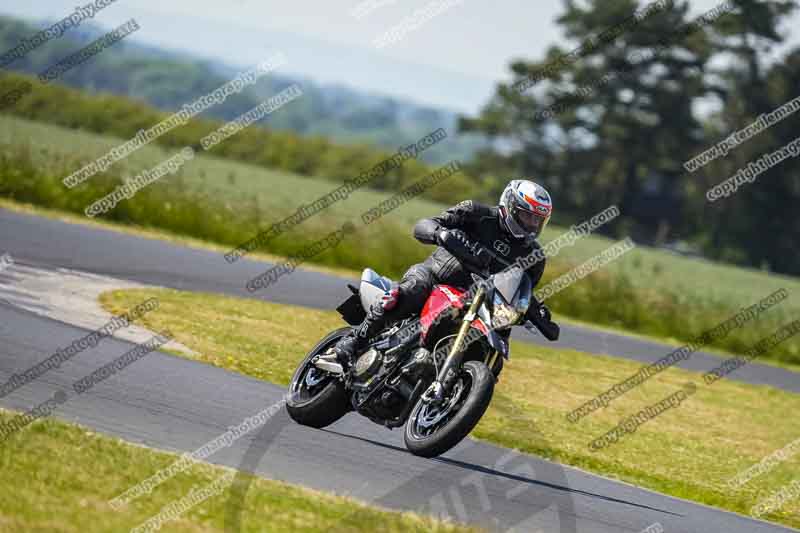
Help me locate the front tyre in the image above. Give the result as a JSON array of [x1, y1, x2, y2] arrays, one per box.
[[404, 361, 494, 458], [286, 327, 351, 429]]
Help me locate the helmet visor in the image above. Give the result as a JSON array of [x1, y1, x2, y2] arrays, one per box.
[[512, 205, 546, 235]]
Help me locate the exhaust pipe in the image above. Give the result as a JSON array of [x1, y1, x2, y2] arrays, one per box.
[[313, 353, 344, 375]]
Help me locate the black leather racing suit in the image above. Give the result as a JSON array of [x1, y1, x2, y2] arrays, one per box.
[[342, 200, 549, 352]]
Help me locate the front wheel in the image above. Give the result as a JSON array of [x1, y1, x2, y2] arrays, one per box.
[[404, 361, 494, 458], [286, 327, 352, 428]]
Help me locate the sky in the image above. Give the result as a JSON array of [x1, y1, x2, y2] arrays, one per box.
[[2, 1, 799, 113]]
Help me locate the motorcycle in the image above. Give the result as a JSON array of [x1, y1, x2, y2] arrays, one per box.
[[286, 243, 557, 458]]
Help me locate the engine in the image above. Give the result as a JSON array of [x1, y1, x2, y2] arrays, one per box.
[[351, 348, 401, 418], [351, 345, 436, 422], [351, 320, 417, 390], [353, 348, 384, 383]]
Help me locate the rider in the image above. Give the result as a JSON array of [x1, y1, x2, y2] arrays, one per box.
[[334, 179, 560, 367]]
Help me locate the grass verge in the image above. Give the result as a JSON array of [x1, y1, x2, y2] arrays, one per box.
[[101, 288, 800, 530], [0, 409, 478, 532]]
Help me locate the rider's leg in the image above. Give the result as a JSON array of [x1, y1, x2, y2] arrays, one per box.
[[334, 261, 435, 367]]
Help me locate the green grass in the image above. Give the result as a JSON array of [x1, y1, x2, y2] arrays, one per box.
[[0, 69, 484, 204], [0, 113, 445, 227], [100, 288, 800, 530], [2, 112, 799, 364], [0, 410, 479, 533]]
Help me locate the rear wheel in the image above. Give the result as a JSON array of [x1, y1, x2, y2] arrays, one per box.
[[404, 361, 494, 458], [286, 327, 351, 428]]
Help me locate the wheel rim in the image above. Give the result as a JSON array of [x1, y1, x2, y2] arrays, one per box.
[[408, 370, 473, 440]]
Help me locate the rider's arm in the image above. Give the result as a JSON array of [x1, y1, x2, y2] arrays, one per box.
[[524, 247, 558, 340], [524, 243, 546, 288], [413, 200, 479, 245]]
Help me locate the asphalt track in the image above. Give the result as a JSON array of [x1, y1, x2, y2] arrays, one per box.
[[1, 207, 798, 532], [1, 208, 796, 394]]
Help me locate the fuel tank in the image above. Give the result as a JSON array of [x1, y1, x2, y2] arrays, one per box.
[[419, 284, 465, 342]]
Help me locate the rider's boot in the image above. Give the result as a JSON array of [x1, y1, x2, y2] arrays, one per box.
[[333, 289, 398, 370], [332, 333, 361, 371]]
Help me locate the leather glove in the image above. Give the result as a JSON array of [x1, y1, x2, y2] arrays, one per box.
[[536, 303, 552, 322], [528, 303, 559, 341], [436, 228, 467, 246]]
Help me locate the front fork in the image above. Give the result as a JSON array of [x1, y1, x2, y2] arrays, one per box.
[[423, 286, 486, 402]]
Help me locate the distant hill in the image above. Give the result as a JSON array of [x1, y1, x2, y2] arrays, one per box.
[[0, 14, 487, 165]]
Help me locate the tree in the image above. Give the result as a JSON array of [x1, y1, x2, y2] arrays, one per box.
[[461, 0, 800, 274], [462, 0, 721, 239], [696, 0, 799, 273]]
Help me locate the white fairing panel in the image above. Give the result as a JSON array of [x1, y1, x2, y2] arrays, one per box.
[[359, 268, 393, 311]]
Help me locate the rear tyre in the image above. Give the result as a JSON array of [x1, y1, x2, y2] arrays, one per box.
[[404, 361, 494, 458], [286, 327, 352, 429]]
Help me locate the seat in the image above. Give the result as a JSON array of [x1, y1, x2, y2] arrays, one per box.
[[359, 268, 394, 311]]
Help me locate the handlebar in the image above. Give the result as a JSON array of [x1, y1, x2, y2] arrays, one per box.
[[439, 231, 560, 341]]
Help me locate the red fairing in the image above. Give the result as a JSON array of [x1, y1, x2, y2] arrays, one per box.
[[471, 318, 489, 335], [420, 285, 465, 342]]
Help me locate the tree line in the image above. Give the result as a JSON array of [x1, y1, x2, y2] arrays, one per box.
[[460, 0, 800, 276]]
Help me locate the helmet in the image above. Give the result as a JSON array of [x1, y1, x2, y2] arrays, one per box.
[[498, 180, 552, 240]]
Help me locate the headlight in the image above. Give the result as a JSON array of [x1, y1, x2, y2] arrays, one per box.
[[492, 292, 522, 330]]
